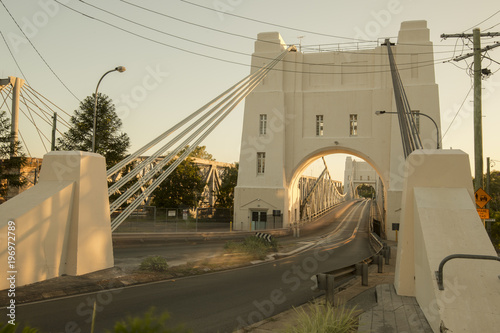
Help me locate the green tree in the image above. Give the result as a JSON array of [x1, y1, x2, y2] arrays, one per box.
[[356, 184, 375, 199], [215, 163, 238, 209], [486, 170, 500, 249], [151, 156, 204, 208], [56, 93, 130, 168], [0, 111, 27, 199], [183, 145, 214, 161], [488, 170, 500, 212]]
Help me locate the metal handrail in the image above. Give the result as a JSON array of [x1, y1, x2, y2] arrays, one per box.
[[435, 254, 500, 290]]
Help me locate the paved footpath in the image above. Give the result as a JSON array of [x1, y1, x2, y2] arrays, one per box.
[[236, 243, 433, 333]]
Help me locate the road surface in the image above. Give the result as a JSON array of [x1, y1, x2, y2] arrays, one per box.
[[3, 199, 374, 332]]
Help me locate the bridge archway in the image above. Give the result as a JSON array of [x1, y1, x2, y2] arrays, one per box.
[[287, 148, 386, 223], [234, 21, 440, 240]]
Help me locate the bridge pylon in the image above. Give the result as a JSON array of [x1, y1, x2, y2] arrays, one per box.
[[234, 21, 441, 238]]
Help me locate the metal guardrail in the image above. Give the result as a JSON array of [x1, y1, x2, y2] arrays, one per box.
[[435, 254, 500, 290], [369, 232, 384, 254], [314, 260, 371, 306], [313, 241, 390, 306]]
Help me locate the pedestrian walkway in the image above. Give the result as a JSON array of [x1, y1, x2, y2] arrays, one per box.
[[237, 243, 433, 333], [358, 284, 432, 333]]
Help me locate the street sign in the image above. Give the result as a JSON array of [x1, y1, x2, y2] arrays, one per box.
[[475, 188, 491, 208], [477, 208, 489, 219]]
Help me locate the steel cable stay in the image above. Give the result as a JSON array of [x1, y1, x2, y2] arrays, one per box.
[[19, 91, 49, 153], [107, 52, 284, 196], [0, 90, 33, 157], [109, 49, 288, 214], [21, 86, 71, 130], [385, 39, 423, 158], [23, 85, 73, 120], [106, 60, 275, 178], [20, 88, 53, 125], [109, 48, 292, 230], [110, 62, 280, 230]]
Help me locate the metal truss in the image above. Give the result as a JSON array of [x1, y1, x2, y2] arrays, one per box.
[[108, 156, 235, 212], [299, 157, 346, 221]]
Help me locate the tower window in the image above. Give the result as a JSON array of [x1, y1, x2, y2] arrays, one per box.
[[316, 115, 324, 136], [257, 152, 265, 174], [259, 114, 267, 135], [349, 114, 358, 136]]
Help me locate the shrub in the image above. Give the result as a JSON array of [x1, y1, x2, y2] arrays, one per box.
[[108, 307, 191, 333], [282, 302, 359, 333], [224, 235, 278, 260], [140, 256, 168, 272]]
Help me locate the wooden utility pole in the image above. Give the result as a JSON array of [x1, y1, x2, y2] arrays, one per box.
[[473, 28, 483, 191], [51, 112, 57, 151], [440, 31, 500, 192], [486, 157, 491, 210]]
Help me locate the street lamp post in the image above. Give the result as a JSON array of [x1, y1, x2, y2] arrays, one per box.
[[375, 110, 441, 149], [92, 66, 126, 153]]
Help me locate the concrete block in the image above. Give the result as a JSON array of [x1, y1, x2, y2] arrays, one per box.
[[0, 151, 114, 289]]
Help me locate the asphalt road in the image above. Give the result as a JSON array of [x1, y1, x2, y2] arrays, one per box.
[[3, 199, 374, 333]]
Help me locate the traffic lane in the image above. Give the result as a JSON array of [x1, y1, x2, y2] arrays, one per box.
[[8, 200, 373, 332], [289, 200, 361, 241], [317, 199, 369, 247]]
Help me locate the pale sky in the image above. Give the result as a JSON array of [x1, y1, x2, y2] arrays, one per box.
[[1, 0, 499, 181]]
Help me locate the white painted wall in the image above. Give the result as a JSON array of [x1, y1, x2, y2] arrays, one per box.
[[394, 149, 500, 332], [234, 21, 441, 240], [0, 151, 114, 289]]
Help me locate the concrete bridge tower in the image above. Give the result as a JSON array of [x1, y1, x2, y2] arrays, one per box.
[[234, 21, 441, 240]]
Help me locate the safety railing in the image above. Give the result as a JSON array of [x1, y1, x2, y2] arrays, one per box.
[[313, 241, 390, 305], [435, 254, 500, 290]]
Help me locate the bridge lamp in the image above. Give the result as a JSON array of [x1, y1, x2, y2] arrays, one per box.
[[374, 110, 440, 149], [92, 66, 126, 153]]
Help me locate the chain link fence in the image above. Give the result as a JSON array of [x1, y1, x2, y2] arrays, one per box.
[[113, 206, 233, 233]]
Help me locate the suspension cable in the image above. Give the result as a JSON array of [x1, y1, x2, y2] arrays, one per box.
[[385, 39, 423, 158], [108, 53, 282, 195], [110, 47, 292, 230]]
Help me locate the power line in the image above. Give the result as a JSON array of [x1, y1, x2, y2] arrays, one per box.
[[485, 21, 500, 32], [0, 30, 29, 83], [462, 10, 500, 33], [0, 0, 80, 102], [56, 1, 450, 75], [179, 0, 374, 42], [442, 84, 473, 140], [80, 0, 455, 69], [123, 0, 460, 53], [119, 0, 259, 44], [179, 0, 459, 48]]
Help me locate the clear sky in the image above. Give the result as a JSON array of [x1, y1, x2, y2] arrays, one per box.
[[1, 0, 499, 181]]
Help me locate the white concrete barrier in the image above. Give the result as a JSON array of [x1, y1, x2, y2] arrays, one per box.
[[0, 151, 114, 290], [394, 149, 500, 332]]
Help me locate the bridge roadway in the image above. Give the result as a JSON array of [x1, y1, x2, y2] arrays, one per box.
[[5, 199, 374, 332]]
